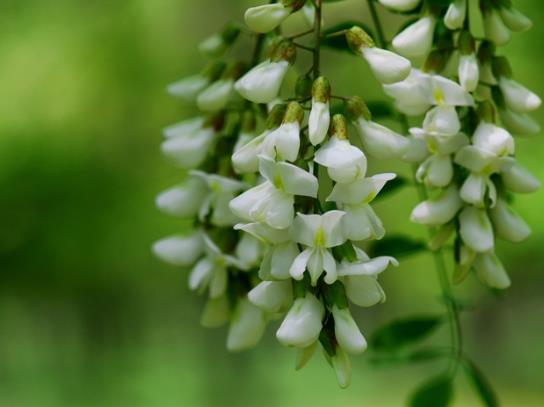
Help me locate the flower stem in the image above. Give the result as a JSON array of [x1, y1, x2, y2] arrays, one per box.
[[313, 0, 322, 79], [366, 0, 463, 377]]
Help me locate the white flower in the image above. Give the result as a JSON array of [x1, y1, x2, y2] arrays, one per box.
[[444, 0, 467, 30], [189, 234, 248, 298], [383, 69, 433, 115], [458, 173, 497, 208], [264, 121, 301, 162], [196, 78, 234, 112], [411, 185, 463, 226], [360, 47, 411, 84], [498, 108, 541, 136], [331, 346, 352, 389], [163, 117, 205, 138], [473, 252, 511, 289], [167, 74, 209, 100], [201, 295, 230, 328], [156, 175, 208, 218], [328, 173, 396, 241], [499, 77, 542, 113], [198, 34, 225, 58], [338, 247, 397, 307], [416, 154, 454, 188], [276, 293, 324, 348], [332, 306, 367, 354], [235, 222, 299, 280], [458, 53, 479, 92], [423, 106, 461, 136], [152, 230, 204, 266], [232, 131, 269, 174], [248, 280, 293, 313], [490, 198, 531, 243], [229, 156, 318, 229], [378, 0, 420, 12], [459, 206, 494, 253], [161, 126, 215, 168], [355, 118, 409, 159], [314, 136, 367, 184], [235, 233, 263, 268], [226, 299, 266, 352], [191, 170, 246, 227], [392, 16, 436, 58], [501, 162, 541, 194], [235, 59, 289, 103], [309, 101, 330, 145], [289, 211, 347, 285], [499, 6, 532, 32], [483, 8, 511, 45], [244, 3, 291, 33], [401, 128, 430, 163]]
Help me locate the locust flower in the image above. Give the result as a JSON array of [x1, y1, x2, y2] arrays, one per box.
[[156, 174, 208, 218], [411, 185, 463, 226], [378, 0, 420, 12], [309, 77, 331, 145], [501, 162, 541, 194], [161, 125, 215, 169], [167, 61, 225, 100], [444, 0, 467, 30], [226, 299, 266, 352], [332, 306, 367, 354], [153, 230, 204, 267], [248, 280, 293, 313], [392, 15, 437, 58], [473, 252, 511, 289], [489, 197, 531, 243], [458, 206, 494, 253], [244, 0, 305, 33]]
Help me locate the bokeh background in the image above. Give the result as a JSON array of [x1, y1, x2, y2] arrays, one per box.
[[1, 0, 543, 405]]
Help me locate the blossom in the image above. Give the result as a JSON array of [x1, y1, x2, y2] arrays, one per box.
[[196, 78, 234, 112], [473, 252, 511, 289], [498, 77, 541, 113], [226, 299, 266, 352], [500, 162, 541, 194], [332, 306, 367, 354], [383, 69, 433, 115], [444, 0, 467, 30], [248, 280, 293, 313], [155, 174, 208, 218], [355, 118, 409, 159], [458, 53, 479, 92], [308, 76, 331, 145], [483, 8, 511, 46], [458, 206, 494, 253], [289, 211, 347, 285], [411, 185, 463, 226], [235, 60, 289, 103], [489, 197, 531, 243], [244, 1, 304, 33], [392, 16, 437, 58], [377, 0, 420, 12], [163, 116, 205, 138], [152, 230, 204, 267], [229, 156, 318, 229], [276, 293, 325, 348], [161, 126, 215, 169], [500, 6, 532, 32], [498, 107, 541, 136]]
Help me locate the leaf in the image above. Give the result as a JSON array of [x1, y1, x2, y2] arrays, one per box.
[[372, 176, 407, 202], [320, 21, 375, 53], [370, 235, 426, 258], [369, 316, 443, 352], [409, 375, 453, 407], [463, 359, 500, 407], [368, 348, 446, 366]]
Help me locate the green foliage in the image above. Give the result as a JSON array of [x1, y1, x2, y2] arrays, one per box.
[[464, 359, 500, 407], [409, 375, 453, 407], [369, 316, 443, 352], [370, 235, 427, 258]]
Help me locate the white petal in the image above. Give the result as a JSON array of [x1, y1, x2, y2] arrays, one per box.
[[459, 173, 488, 207], [444, 0, 467, 30], [383, 69, 432, 111], [152, 231, 204, 266], [459, 206, 494, 253], [483, 8, 511, 45], [309, 101, 330, 145], [498, 108, 541, 136], [232, 132, 268, 174], [188, 257, 214, 293], [244, 3, 290, 33], [271, 242, 300, 279], [226, 299, 266, 352], [328, 173, 396, 205], [314, 136, 366, 184], [332, 306, 367, 354], [276, 161, 319, 197], [235, 233, 263, 267], [307, 249, 324, 285], [196, 79, 234, 112], [234, 222, 290, 244], [427, 131, 469, 155], [499, 77, 542, 113], [473, 252, 511, 289], [235, 60, 289, 103], [344, 275, 386, 307], [322, 249, 338, 284], [167, 74, 209, 100], [161, 127, 215, 168], [289, 248, 313, 281], [472, 122, 515, 156], [356, 118, 409, 159], [401, 134, 430, 163], [276, 293, 325, 348], [490, 198, 531, 242], [411, 185, 462, 226], [267, 122, 300, 162], [416, 154, 453, 188], [361, 47, 411, 84], [454, 146, 497, 174], [156, 176, 208, 217], [501, 163, 541, 193], [248, 280, 293, 313], [458, 53, 479, 92], [392, 16, 436, 58], [321, 210, 348, 248], [338, 256, 398, 277], [378, 0, 420, 12], [342, 204, 385, 241], [500, 6, 532, 32], [163, 117, 204, 138], [428, 75, 474, 106], [423, 105, 460, 136]]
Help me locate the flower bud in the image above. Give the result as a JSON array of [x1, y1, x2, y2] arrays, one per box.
[[197, 78, 234, 112], [295, 73, 313, 100], [459, 173, 496, 208], [377, 0, 420, 12], [153, 231, 204, 266], [199, 23, 240, 58], [167, 61, 225, 100], [276, 293, 325, 348], [163, 117, 205, 139], [361, 47, 411, 85], [161, 127, 215, 168], [235, 233, 263, 267], [345, 26, 375, 52], [499, 6, 532, 32], [332, 306, 367, 354], [411, 185, 462, 226], [498, 77, 541, 113], [490, 198, 531, 242], [498, 108, 541, 136], [201, 295, 230, 328], [235, 58, 290, 103], [459, 206, 494, 253], [501, 162, 541, 194], [473, 252, 511, 289], [483, 8, 511, 46], [416, 154, 453, 188], [458, 47, 479, 92], [355, 118, 409, 160], [226, 299, 266, 352], [248, 280, 293, 313], [244, 3, 290, 33], [331, 346, 352, 389], [392, 16, 437, 58], [444, 0, 467, 30], [156, 176, 208, 218]]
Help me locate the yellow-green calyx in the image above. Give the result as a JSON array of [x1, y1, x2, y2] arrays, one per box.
[[330, 114, 348, 140], [283, 101, 304, 124], [271, 40, 297, 64], [266, 104, 287, 129], [492, 56, 513, 79], [200, 60, 226, 80], [458, 31, 475, 56], [477, 101, 496, 123], [345, 26, 375, 52], [345, 96, 371, 121], [312, 76, 331, 104]]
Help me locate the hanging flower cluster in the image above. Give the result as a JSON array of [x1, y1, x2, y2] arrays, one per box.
[[381, 0, 540, 288]]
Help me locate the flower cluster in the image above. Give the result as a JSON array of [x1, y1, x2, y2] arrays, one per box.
[[381, 0, 540, 288]]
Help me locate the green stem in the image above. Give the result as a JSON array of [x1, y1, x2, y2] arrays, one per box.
[[313, 0, 322, 79], [366, 0, 463, 377]]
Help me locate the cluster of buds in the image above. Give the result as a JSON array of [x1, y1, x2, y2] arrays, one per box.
[[380, 0, 540, 288]]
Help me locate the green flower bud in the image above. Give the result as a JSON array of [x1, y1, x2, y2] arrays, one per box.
[[458, 31, 476, 55], [345, 96, 371, 121], [283, 101, 304, 124], [266, 104, 287, 129], [345, 26, 375, 52], [312, 76, 331, 104], [477, 100, 496, 123], [270, 40, 297, 64], [491, 56, 513, 78], [295, 73, 313, 99], [329, 114, 348, 140]]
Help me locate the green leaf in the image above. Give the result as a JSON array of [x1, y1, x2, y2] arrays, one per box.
[[368, 348, 446, 366], [320, 21, 374, 53], [370, 235, 426, 258], [372, 176, 407, 201], [409, 375, 453, 407], [370, 316, 443, 352], [464, 359, 500, 407]]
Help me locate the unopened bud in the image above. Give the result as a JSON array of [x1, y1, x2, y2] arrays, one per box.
[[345, 96, 371, 121], [283, 101, 304, 124], [329, 114, 348, 140], [295, 74, 313, 99], [271, 40, 297, 64], [266, 104, 287, 129], [346, 26, 375, 52], [312, 76, 331, 103]]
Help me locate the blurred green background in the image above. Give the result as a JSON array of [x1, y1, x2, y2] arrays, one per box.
[[1, 0, 543, 405]]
